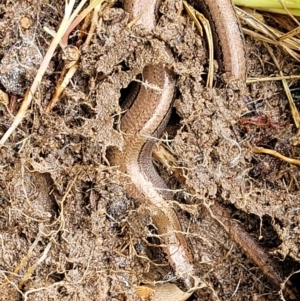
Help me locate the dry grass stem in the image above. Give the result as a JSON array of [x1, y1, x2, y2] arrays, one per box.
[[236, 7, 300, 61], [183, 1, 214, 88], [264, 42, 300, 130], [18, 242, 52, 288], [46, 0, 113, 112], [0, 0, 85, 146], [237, 5, 300, 146], [0, 0, 114, 145], [45, 61, 79, 112], [61, 0, 105, 47], [0, 232, 41, 292], [253, 147, 300, 167], [246, 74, 300, 83]]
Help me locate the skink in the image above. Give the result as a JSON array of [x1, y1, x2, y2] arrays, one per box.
[[109, 0, 246, 300]]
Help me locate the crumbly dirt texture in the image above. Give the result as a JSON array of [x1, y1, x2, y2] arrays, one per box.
[[0, 0, 299, 300]]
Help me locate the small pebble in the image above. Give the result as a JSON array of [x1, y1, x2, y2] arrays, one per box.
[[20, 17, 31, 29]]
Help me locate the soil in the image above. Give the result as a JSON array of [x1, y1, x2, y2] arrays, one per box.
[[0, 0, 299, 300]]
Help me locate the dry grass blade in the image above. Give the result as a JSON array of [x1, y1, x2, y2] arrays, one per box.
[[183, 1, 214, 88], [279, 25, 300, 41], [236, 7, 300, 58], [45, 0, 112, 112], [241, 27, 300, 61], [236, 5, 300, 139], [18, 242, 52, 288], [263, 42, 300, 131], [0, 232, 41, 292], [247, 74, 300, 83], [61, 0, 108, 47], [0, 0, 89, 147], [45, 63, 79, 112], [0, 0, 112, 146]]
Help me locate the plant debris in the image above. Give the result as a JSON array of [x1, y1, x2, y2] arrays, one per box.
[[0, 1, 299, 300]]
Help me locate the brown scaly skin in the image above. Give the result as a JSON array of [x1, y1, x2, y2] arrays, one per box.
[[109, 0, 247, 299]]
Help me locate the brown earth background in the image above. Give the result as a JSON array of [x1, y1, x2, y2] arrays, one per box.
[[0, 0, 299, 300]]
